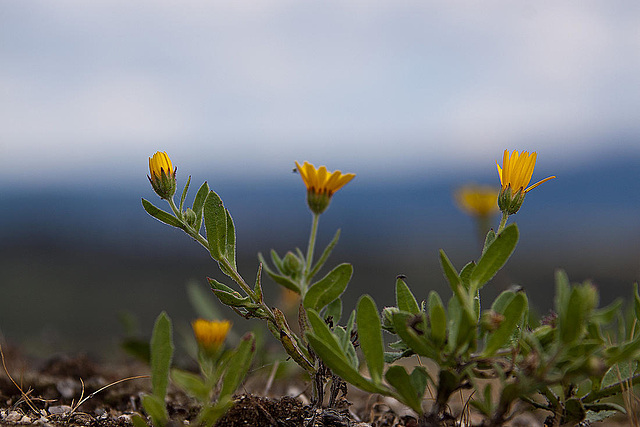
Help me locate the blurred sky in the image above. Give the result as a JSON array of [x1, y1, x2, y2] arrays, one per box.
[[2, 1, 640, 187]]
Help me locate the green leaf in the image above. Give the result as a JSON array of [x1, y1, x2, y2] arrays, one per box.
[[560, 284, 597, 344], [179, 175, 191, 211], [459, 262, 476, 290], [192, 181, 210, 232], [131, 414, 149, 427], [324, 298, 342, 324], [482, 229, 497, 255], [490, 290, 516, 314], [171, 369, 209, 403], [225, 209, 236, 270], [197, 396, 235, 427], [427, 291, 446, 347], [142, 198, 184, 229], [220, 333, 256, 398], [257, 253, 301, 293], [385, 365, 425, 414], [203, 190, 227, 261], [447, 296, 474, 355], [307, 309, 343, 351], [309, 229, 341, 279], [483, 293, 527, 356], [392, 312, 438, 360], [253, 264, 264, 303], [469, 223, 519, 291], [150, 312, 173, 400], [303, 263, 352, 311], [141, 393, 168, 427], [396, 278, 420, 314], [357, 295, 384, 384], [439, 250, 475, 323], [305, 332, 388, 394]]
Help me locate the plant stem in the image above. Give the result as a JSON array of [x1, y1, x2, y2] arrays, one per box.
[[303, 213, 320, 293], [497, 212, 509, 234]]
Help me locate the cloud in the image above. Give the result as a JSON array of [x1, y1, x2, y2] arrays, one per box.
[[1, 1, 639, 185]]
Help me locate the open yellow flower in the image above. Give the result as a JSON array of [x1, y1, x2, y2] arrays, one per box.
[[295, 161, 355, 214], [148, 151, 177, 199], [192, 319, 232, 354], [455, 184, 499, 218], [496, 149, 555, 214]]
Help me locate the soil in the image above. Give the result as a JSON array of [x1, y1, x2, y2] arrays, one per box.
[[0, 347, 629, 426]]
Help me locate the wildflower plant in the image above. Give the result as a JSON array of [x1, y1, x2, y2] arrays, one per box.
[[142, 149, 640, 426], [142, 154, 356, 398]]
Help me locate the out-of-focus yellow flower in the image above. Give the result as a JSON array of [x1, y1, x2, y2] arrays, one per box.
[[192, 319, 231, 354], [148, 151, 177, 199], [455, 184, 499, 218], [496, 149, 555, 215], [295, 161, 355, 214]]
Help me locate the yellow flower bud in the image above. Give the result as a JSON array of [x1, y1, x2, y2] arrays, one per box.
[[148, 151, 177, 199], [192, 319, 231, 354]]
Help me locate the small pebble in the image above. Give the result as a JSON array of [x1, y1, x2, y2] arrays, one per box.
[[49, 405, 72, 415], [6, 411, 23, 422]]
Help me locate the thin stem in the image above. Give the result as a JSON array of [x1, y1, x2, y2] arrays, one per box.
[[167, 197, 182, 219], [497, 212, 509, 234], [303, 213, 320, 293]]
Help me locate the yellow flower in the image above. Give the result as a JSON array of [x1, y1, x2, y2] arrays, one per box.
[[496, 149, 555, 214], [192, 319, 232, 354], [148, 151, 177, 199], [455, 184, 499, 218], [295, 161, 355, 214]]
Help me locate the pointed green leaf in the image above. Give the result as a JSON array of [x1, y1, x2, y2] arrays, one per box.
[[179, 175, 191, 211], [309, 229, 341, 278], [439, 250, 475, 323], [150, 312, 173, 400], [396, 278, 420, 314], [483, 293, 527, 356], [427, 291, 446, 347], [203, 191, 227, 261], [324, 298, 342, 324], [171, 369, 209, 403], [482, 229, 497, 255], [141, 394, 168, 427], [303, 263, 352, 311], [385, 365, 425, 414], [225, 208, 236, 269], [634, 283, 640, 321], [469, 223, 519, 291], [257, 253, 301, 293], [192, 181, 210, 232], [357, 295, 384, 384], [392, 312, 438, 359], [459, 262, 476, 290], [142, 198, 184, 229], [305, 332, 388, 394], [220, 333, 255, 398], [197, 397, 235, 427], [307, 309, 343, 351]]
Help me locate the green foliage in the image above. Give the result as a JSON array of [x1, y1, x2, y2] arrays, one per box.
[[143, 156, 640, 425]]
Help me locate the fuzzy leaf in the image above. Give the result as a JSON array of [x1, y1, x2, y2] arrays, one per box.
[[141, 394, 168, 427], [483, 293, 527, 356], [385, 365, 425, 414], [203, 191, 227, 261], [192, 181, 210, 231], [179, 175, 191, 211], [396, 278, 420, 314], [171, 369, 209, 403], [427, 291, 446, 347], [303, 263, 352, 311], [357, 295, 384, 384], [469, 223, 518, 291], [220, 333, 255, 398], [150, 312, 173, 400], [142, 198, 184, 229], [306, 332, 388, 394]]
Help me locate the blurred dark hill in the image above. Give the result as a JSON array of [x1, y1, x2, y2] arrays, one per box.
[[0, 157, 638, 355]]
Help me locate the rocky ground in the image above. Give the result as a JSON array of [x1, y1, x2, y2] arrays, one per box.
[[0, 346, 631, 426]]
